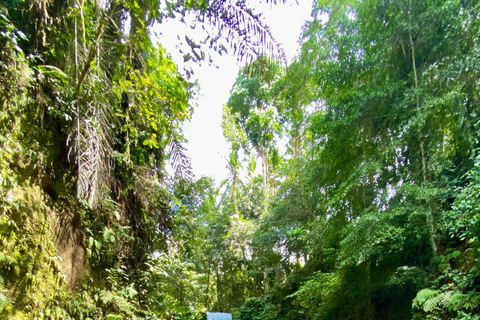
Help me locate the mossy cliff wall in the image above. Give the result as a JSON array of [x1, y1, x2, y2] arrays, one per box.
[[0, 134, 89, 319]]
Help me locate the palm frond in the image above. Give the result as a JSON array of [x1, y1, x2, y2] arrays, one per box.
[[67, 5, 118, 209], [205, 0, 287, 64], [168, 129, 193, 180], [69, 96, 113, 208]]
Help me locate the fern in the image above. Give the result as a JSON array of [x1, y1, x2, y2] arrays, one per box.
[[449, 292, 465, 310], [441, 291, 454, 308], [100, 287, 140, 318], [462, 293, 480, 311], [422, 290, 453, 311], [422, 294, 439, 312], [413, 288, 439, 309], [100, 289, 114, 304], [413, 288, 466, 314], [113, 294, 137, 317]]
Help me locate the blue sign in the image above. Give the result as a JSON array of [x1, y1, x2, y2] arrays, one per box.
[[206, 312, 232, 320]]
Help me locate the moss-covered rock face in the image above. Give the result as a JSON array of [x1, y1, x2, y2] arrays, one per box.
[[0, 114, 90, 319], [0, 13, 80, 314], [0, 0, 194, 318], [0, 183, 68, 319]]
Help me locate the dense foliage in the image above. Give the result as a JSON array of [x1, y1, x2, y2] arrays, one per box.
[[0, 0, 283, 319], [215, 0, 480, 319], [3, 0, 480, 319]]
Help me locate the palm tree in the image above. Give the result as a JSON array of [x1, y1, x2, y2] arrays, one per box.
[[65, 0, 288, 208]]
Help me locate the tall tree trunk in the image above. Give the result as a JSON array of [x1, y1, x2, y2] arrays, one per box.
[[366, 259, 374, 319], [206, 264, 210, 309], [216, 266, 222, 311], [263, 267, 269, 294], [408, 0, 437, 256]]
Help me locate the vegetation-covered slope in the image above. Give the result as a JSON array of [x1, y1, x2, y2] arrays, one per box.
[[3, 0, 480, 320], [0, 0, 281, 319]]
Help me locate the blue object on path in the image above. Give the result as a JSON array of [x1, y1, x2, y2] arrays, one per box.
[[207, 312, 232, 320]]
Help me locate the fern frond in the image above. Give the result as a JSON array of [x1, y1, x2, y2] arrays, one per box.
[[113, 294, 133, 313], [100, 289, 114, 304], [113, 293, 139, 319], [413, 288, 439, 309], [449, 292, 465, 310], [423, 293, 439, 312], [439, 290, 454, 308], [413, 288, 459, 313], [463, 293, 480, 310]]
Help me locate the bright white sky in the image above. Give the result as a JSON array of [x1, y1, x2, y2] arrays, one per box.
[[155, 1, 312, 185]]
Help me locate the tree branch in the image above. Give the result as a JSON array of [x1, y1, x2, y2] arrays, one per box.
[[75, 17, 105, 96]]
